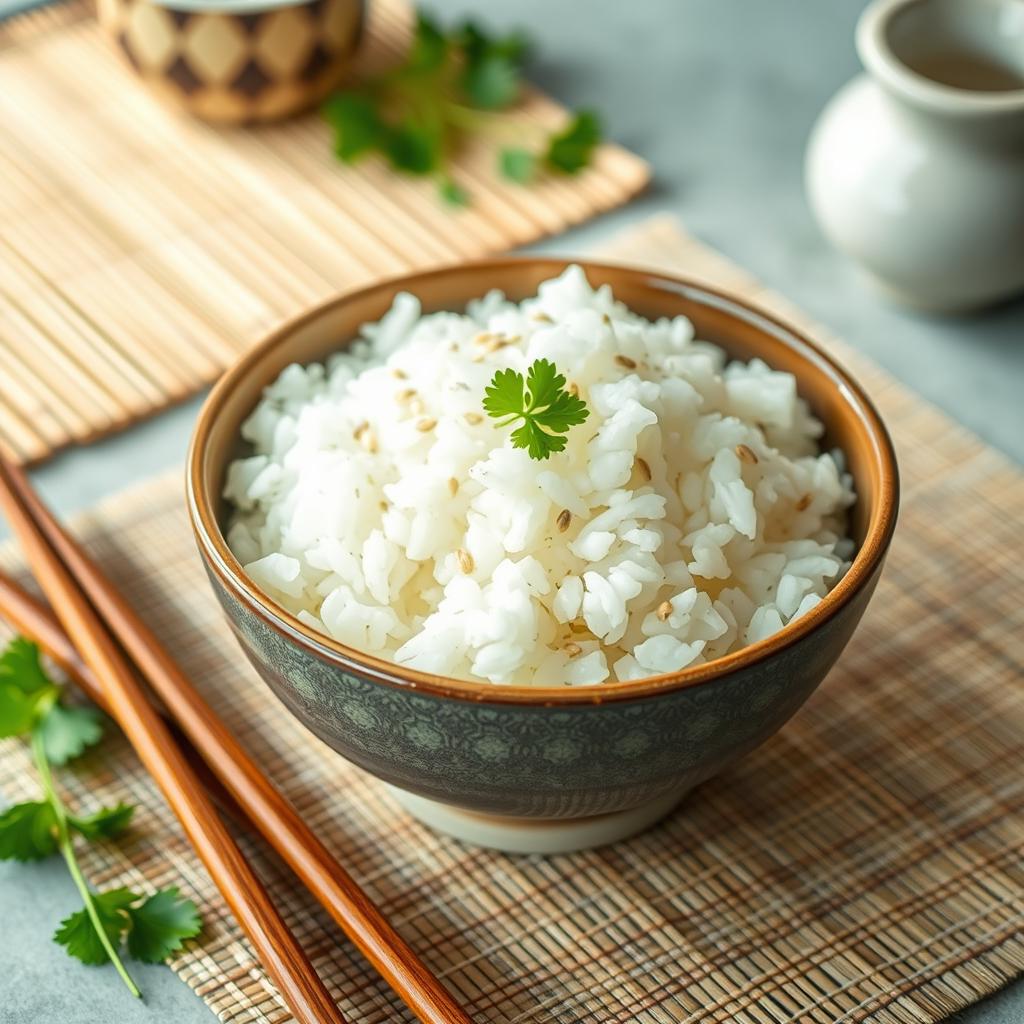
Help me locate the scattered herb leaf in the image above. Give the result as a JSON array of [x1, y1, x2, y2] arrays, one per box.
[[0, 636, 55, 696], [37, 703, 103, 766], [408, 10, 447, 72], [0, 637, 202, 996], [499, 147, 536, 184], [68, 802, 135, 842], [546, 110, 602, 174], [322, 9, 603, 204], [463, 51, 520, 109], [54, 886, 201, 968], [0, 681, 46, 738], [322, 94, 383, 162], [125, 887, 203, 964], [439, 178, 470, 206], [458, 20, 530, 68], [0, 800, 58, 861], [54, 888, 138, 967], [0, 637, 58, 737], [386, 119, 442, 174], [483, 358, 589, 460]]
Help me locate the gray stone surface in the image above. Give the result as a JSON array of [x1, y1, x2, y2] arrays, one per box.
[[0, 0, 1021, 1021]]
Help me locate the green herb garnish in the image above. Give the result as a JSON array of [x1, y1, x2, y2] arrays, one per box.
[[499, 111, 603, 183], [0, 637, 201, 996], [483, 358, 590, 460], [322, 11, 604, 204]]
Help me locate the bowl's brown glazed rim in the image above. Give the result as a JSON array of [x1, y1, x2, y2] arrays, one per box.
[[188, 258, 899, 707]]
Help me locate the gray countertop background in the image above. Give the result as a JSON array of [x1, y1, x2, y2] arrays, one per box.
[[1, 0, 1021, 1021]]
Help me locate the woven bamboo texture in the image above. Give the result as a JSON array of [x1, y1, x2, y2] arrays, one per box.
[[1, 216, 1022, 1023], [0, 0, 649, 464]]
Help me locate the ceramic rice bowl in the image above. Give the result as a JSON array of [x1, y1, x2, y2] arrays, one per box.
[[187, 260, 899, 853]]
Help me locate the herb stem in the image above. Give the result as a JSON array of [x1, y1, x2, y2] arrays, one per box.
[[442, 101, 533, 139], [31, 731, 142, 999]]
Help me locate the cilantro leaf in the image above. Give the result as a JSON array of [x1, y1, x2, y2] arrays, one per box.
[[524, 357, 563, 408], [458, 20, 529, 67], [463, 53, 520, 109], [385, 120, 441, 174], [0, 637, 53, 695], [483, 359, 589, 460], [533, 387, 590, 432], [55, 885, 201, 967], [54, 888, 136, 966], [482, 366, 527, 420], [408, 11, 448, 72], [322, 94, 383, 163], [439, 179, 469, 206], [124, 887, 202, 963], [499, 147, 536, 184], [0, 682, 45, 738], [0, 800, 57, 861], [68, 802, 134, 842], [0, 638, 59, 737], [546, 110, 602, 174], [511, 419, 569, 461], [37, 703, 103, 766], [459, 20, 527, 110]]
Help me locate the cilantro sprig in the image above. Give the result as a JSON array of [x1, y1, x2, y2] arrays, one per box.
[[483, 358, 589, 460], [54, 886, 201, 967], [0, 637, 201, 996], [322, 11, 604, 204]]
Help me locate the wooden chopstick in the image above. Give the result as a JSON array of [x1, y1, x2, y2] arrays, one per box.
[[0, 455, 472, 1024], [0, 456, 349, 1024]]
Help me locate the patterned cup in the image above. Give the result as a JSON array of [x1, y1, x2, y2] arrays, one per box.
[[97, 0, 364, 123]]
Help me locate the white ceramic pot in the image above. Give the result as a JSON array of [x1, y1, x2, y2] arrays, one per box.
[[806, 0, 1024, 312]]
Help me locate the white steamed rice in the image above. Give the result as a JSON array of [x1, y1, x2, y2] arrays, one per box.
[[224, 267, 856, 686]]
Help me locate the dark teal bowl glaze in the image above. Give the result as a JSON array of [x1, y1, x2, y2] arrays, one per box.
[[188, 260, 898, 820], [202, 559, 883, 816]]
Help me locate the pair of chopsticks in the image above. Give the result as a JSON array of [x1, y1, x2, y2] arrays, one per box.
[[0, 451, 471, 1024]]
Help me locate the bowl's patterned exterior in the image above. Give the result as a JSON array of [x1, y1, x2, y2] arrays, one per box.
[[97, 0, 363, 123], [204, 558, 883, 818]]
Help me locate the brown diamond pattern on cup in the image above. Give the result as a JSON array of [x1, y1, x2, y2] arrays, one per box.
[[299, 42, 334, 82], [125, 0, 177, 70], [235, 11, 265, 36], [183, 13, 249, 86], [165, 7, 193, 29], [165, 54, 203, 95], [231, 59, 271, 98]]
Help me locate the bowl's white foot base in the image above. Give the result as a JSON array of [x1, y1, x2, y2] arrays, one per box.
[[385, 786, 686, 854]]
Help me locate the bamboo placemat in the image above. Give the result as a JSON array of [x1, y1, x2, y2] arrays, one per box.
[[0, 0, 648, 465], [1, 216, 1022, 1024]]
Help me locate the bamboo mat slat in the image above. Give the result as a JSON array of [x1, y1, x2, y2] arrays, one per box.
[[1, 216, 1022, 1023], [0, 0, 649, 465]]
